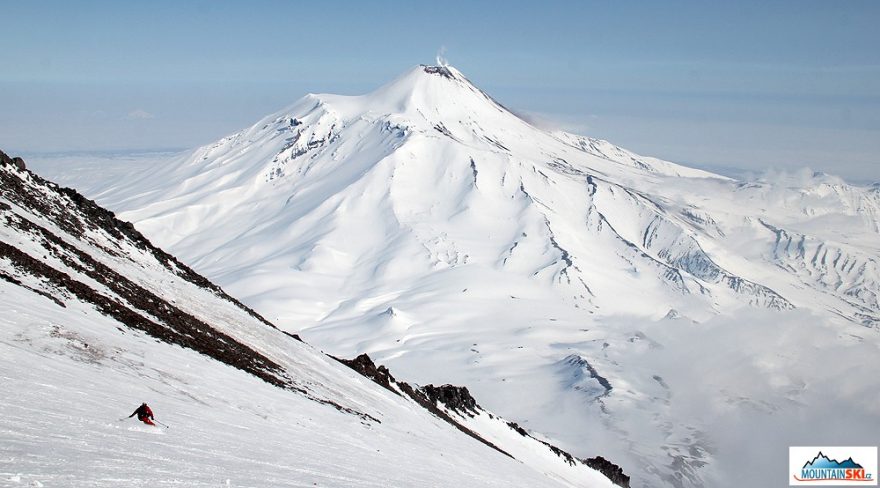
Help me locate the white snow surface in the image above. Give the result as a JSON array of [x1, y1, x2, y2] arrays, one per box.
[[0, 288, 596, 488], [37, 64, 880, 487], [0, 161, 615, 487]]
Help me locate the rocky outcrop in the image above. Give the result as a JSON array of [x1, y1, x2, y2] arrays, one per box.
[[584, 456, 631, 488], [335, 353, 511, 457], [336, 353, 631, 487], [422, 65, 455, 80], [421, 384, 479, 415], [0, 149, 25, 170], [336, 353, 396, 393]]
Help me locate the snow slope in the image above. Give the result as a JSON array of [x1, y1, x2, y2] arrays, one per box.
[[52, 65, 880, 487], [0, 155, 617, 487]]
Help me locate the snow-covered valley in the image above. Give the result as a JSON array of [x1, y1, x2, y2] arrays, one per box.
[[18, 64, 880, 487]]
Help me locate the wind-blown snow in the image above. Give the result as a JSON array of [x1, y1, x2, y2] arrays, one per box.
[[43, 64, 880, 487]]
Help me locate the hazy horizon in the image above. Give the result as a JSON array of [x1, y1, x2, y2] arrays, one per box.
[[2, 0, 878, 183]]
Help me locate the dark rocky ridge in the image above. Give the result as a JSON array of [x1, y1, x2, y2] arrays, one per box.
[[337, 353, 631, 488], [584, 456, 631, 488], [335, 353, 396, 393], [508, 421, 631, 487], [565, 354, 613, 398], [0, 152, 273, 329], [336, 353, 511, 457], [0, 153, 376, 422], [422, 64, 456, 80], [421, 384, 479, 415], [0, 149, 26, 170]]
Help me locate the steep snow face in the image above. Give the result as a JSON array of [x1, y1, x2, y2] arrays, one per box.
[[0, 158, 617, 487], [0, 288, 583, 488], [75, 65, 880, 487]]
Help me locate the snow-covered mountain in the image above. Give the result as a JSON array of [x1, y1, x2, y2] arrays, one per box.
[[46, 65, 880, 487], [0, 153, 622, 487]]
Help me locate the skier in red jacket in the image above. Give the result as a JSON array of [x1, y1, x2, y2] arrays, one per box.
[[129, 402, 155, 426]]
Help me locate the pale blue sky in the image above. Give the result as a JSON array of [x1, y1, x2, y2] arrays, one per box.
[[2, 0, 878, 182]]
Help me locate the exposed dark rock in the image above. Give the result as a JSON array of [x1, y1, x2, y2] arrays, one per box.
[[583, 456, 631, 488], [507, 421, 528, 437], [335, 353, 397, 394], [422, 65, 455, 80], [0, 158, 377, 423], [0, 270, 66, 308], [283, 330, 304, 342], [421, 384, 479, 415], [507, 421, 575, 465], [0, 234, 290, 390], [547, 444, 576, 466], [335, 353, 511, 458], [334, 354, 628, 484], [469, 158, 479, 187], [0, 150, 26, 170], [507, 420, 632, 486], [0, 154, 274, 329], [434, 123, 453, 138], [564, 354, 613, 398]]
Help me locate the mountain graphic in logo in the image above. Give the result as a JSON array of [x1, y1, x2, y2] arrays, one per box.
[[791, 446, 877, 485], [804, 452, 864, 470]]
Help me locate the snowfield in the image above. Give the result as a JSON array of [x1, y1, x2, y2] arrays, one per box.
[[0, 156, 618, 487], [0, 290, 603, 488], [26, 64, 880, 487]]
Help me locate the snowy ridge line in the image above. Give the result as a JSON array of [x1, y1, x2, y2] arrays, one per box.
[[53, 187, 279, 329], [0, 159, 284, 378], [586, 173, 793, 310], [336, 353, 631, 488], [562, 354, 613, 399], [0, 157, 378, 423], [334, 353, 513, 458], [421, 64, 513, 116], [580, 178, 692, 295], [0, 208, 216, 337], [0, 151, 274, 330], [551, 132, 724, 180], [760, 219, 879, 325]]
